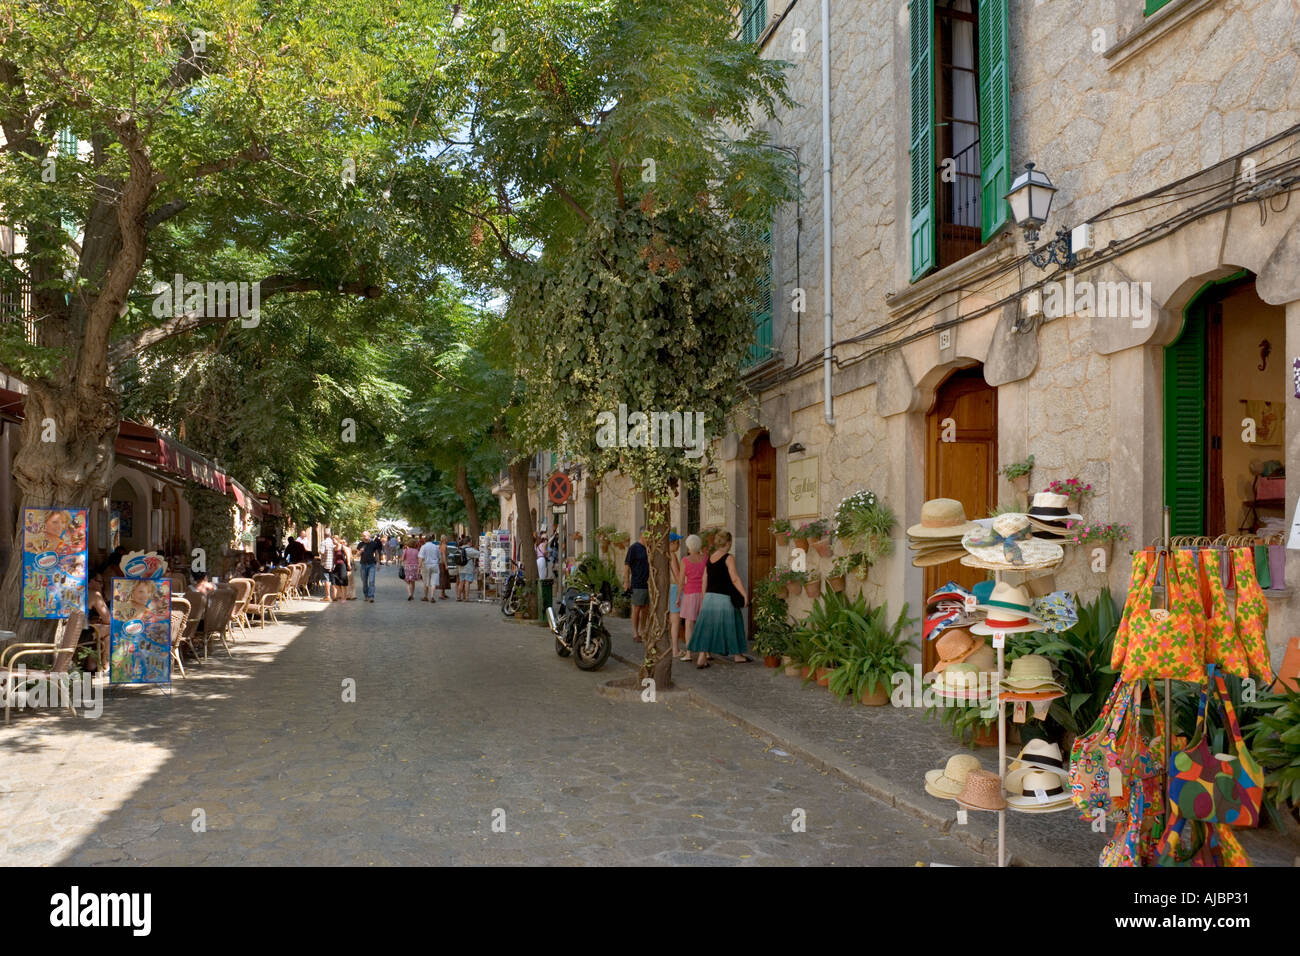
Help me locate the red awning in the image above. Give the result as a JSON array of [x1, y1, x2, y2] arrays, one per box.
[[259, 494, 283, 517]]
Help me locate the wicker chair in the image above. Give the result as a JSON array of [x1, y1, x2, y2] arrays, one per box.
[[199, 585, 238, 659], [228, 577, 255, 637], [249, 572, 284, 627], [170, 596, 193, 677], [290, 562, 309, 599], [2, 610, 85, 725], [182, 587, 208, 655], [273, 567, 293, 607]]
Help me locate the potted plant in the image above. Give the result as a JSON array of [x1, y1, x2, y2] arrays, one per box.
[[786, 627, 815, 677], [594, 524, 617, 556], [834, 490, 896, 568], [1001, 454, 1035, 508], [802, 570, 821, 598], [827, 602, 916, 705], [612, 590, 632, 618], [751, 574, 792, 667], [1046, 477, 1096, 511], [794, 589, 856, 686], [827, 554, 853, 592], [784, 568, 808, 598], [795, 518, 832, 556], [771, 518, 793, 547], [1246, 685, 1300, 833], [1065, 522, 1131, 569]]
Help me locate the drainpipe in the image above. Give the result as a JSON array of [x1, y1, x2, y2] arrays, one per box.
[[821, 0, 835, 426]]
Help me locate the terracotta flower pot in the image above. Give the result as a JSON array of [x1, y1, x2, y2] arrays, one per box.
[[972, 725, 999, 748], [859, 682, 890, 706], [816, 667, 834, 687], [785, 663, 802, 677], [803, 578, 821, 598], [812, 536, 833, 558], [785, 581, 803, 598], [792, 537, 809, 551], [828, 574, 846, 592], [1011, 474, 1030, 510], [781, 655, 794, 666], [764, 654, 781, 668], [774, 531, 790, 546], [800, 665, 814, 680]]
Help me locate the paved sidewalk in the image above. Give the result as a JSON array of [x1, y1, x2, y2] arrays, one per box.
[[604, 615, 1300, 867], [0, 570, 984, 866]]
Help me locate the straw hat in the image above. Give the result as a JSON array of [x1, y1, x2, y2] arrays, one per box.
[[963, 643, 996, 672], [961, 513, 1064, 569], [1008, 739, 1067, 775], [1004, 767, 1073, 811], [931, 628, 981, 670], [911, 546, 970, 567], [924, 753, 983, 800], [1026, 492, 1081, 523], [937, 662, 988, 701], [955, 769, 1006, 812], [998, 654, 1064, 693], [907, 499, 981, 540], [970, 582, 1044, 636]]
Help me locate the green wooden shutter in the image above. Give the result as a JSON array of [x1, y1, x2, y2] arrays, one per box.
[[742, 224, 773, 367], [977, 0, 1010, 241], [1145, 0, 1173, 14], [1163, 313, 1207, 537], [741, 0, 767, 43], [909, 0, 936, 281]]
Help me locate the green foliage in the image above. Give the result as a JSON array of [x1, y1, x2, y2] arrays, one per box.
[[1001, 455, 1036, 480], [794, 589, 865, 679], [185, 481, 236, 575], [1006, 589, 1120, 739], [833, 490, 896, 565], [750, 573, 792, 658], [571, 556, 620, 596], [826, 603, 916, 703], [771, 518, 793, 535], [1245, 685, 1300, 823], [330, 491, 381, 542]]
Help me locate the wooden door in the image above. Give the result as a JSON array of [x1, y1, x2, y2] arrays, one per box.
[[923, 366, 997, 672], [748, 433, 777, 634]]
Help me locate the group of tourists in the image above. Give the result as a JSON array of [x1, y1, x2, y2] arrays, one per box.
[[398, 533, 479, 603], [622, 527, 750, 669]]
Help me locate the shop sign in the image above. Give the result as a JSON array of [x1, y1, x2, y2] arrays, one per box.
[[787, 456, 819, 518], [703, 476, 729, 526]]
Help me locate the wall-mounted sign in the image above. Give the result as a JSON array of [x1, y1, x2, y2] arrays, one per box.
[[703, 476, 729, 527], [109, 577, 171, 685], [20, 507, 88, 620], [787, 455, 820, 519]]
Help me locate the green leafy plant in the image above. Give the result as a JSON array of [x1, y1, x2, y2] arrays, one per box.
[[1046, 477, 1096, 504], [771, 518, 793, 536], [795, 589, 864, 682], [1245, 685, 1300, 827], [1001, 455, 1035, 481], [795, 518, 831, 540], [570, 555, 620, 596], [833, 490, 896, 564], [927, 700, 999, 748], [1064, 522, 1131, 545], [827, 602, 916, 703], [751, 573, 793, 658]]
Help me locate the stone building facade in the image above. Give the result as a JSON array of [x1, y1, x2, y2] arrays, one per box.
[[703, 0, 1300, 669]]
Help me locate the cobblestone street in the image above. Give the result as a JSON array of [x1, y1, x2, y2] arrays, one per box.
[[1, 569, 983, 866]]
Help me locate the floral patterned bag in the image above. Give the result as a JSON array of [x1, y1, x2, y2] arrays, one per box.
[[1231, 547, 1272, 680], [1121, 549, 1207, 683], [1099, 683, 1166, 867], [1070, 680, 1133, 822], [1111, 549, 1153, 672], [1199, 549, 1249, 679]]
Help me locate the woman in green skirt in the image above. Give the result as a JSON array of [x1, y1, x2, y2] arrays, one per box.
[[688, 530, 751, 668]]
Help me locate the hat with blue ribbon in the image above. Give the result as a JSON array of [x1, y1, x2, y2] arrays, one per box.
[[961, 514, 1063, 569]]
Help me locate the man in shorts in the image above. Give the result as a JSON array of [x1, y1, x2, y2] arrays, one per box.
[[418, 534, 440, 602], [622, 527, 650, 642]]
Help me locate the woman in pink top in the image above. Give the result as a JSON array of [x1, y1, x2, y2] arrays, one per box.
[[402, 538, 421, 601], [677, 534, 707, 662]]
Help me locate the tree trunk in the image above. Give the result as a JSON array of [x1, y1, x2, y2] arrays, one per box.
[[638, 491, 674, 690], [454, 463, 481, 541], [508, 455, 538, 617], [0, 380, 121, 636]]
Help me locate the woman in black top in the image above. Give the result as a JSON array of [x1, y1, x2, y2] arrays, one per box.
[[686, 530, 750, 668]]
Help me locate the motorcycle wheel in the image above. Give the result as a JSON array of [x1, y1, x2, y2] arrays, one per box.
[[501, 589, 518, 616], [573, 626, 611, 671], [554, 636, 571, 658]]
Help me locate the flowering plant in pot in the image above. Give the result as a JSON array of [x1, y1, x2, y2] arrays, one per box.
[[827, 554, 854, 592], [782, 567, 809, 598], [827, 602, 916, 705], [1001, 455, 1035, 507], [1046, 477, 1096, 509], [796, 518, 831, 556], [771, 517, 793, 546], [1064, 521, 1130, 568], [834, 490, 896, 566], [802, 570, 822, 598], [752, 574, 793, 667]]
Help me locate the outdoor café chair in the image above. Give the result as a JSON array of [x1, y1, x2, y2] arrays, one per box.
[[228, 577, 255, 637], [273, 567, 293, 606], [182, 587, 207, 653], [170, 596, 193, 677], [3, 610, 85, 725], [200, 586, 238, 660], [249, 572, 283, 628], [291, 562, 309, 599]]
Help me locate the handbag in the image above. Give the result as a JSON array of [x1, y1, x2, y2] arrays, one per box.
[[1231, 547, 1272, 680], [398, 565, 406, 580], [1110, 549, 1152, 672], [1121, 549, 1206, 683], [1156, 814, 1250, 867], [1199, 549, 1249, 679], [1168, 663, 1264, 827], [1267, 534, 1285, 591], [1070, 680, 1133, 822], [1099, 683, 1166, 867]]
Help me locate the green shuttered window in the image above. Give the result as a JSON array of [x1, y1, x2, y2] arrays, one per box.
[[1145, 0, 1174, 15], [741, 0, 767, 44], [743, 225, 774, 367], [1163, 313, 1206, 537], [977, 0, 1010, 241], [908, 0, 936, 281]]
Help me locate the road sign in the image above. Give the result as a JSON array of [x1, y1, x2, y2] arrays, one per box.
[[547, 471, 572, 505], [552, 505, 567, 515]]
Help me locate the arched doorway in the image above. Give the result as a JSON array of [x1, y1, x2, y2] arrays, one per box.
[[109, 477, 141, 551], [747, 432, 776, 633], [923, 364, 997, 672]]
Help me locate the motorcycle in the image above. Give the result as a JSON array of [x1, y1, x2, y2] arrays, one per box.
[[499, 559, 526, 616], [546, 582, 613, 671]]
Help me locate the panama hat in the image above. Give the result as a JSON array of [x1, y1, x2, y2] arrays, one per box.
[[1026, 492, 1082, 524], [961, 513, 1064, 570], [955, 769, 1006, 812], [998, 654, 1064, 693], [936, 662, 989, 702], [963, 643, 996, 672], [911, 546, 970, 568], [907, 499, 981, 539], [970, 582, 1044, 636], [924, 753, 983, 800], [931, 628, 980, 668], [1008, 739, 1068, 775], [1004, 767, 1073, 811]]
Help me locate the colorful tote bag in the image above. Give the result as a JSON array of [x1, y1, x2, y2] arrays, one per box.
[[1199, 549, 1249, 679], [1111, 549, 1152, 672], [1099, 684, 1166, 867], [1156, 813, 1250, 867], [1168, 664, 1264, 828], [1231, 547, 1272, 680], [1070, 680, 1133, 822], [1121, 549, 1207, 683]]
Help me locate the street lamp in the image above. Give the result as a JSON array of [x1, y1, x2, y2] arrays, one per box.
[[1005, 163, 1074, 269]]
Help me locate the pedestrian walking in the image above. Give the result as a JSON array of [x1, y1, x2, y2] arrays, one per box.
[[418, 534, 441, 602], [667, 532, 684, 659], [402, 538, 420, 600], [457, 535, 477, 601], [622, 528, 650, 642], [358, 530, 383, 602], [678, 534, 706, 662], [333, 536, 354, 599], [446, 536, 461, 595], [438, 534, 451, 599], [688, 530, 750, 668], [320, 529, 337, 603]]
